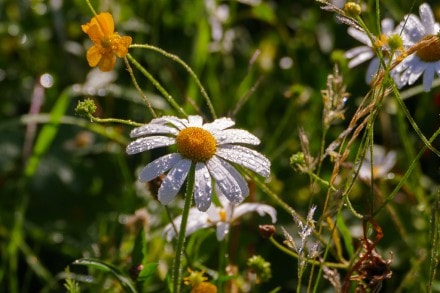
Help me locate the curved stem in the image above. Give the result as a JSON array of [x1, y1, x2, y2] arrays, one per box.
[[373, 125, 440, 216], [268, 237, 348, 269], [126, 53, 187, 117], [88, 115, 143, 127], [130, 44, 217, 120], [123, 57, 157, 118], [85, 0, 97, 16], [172, 164, 195, 293]]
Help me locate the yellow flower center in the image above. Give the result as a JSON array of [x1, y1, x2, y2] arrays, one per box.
[[101, 37, 111, 48], [218, 209, 227, 222], [416, 35, 440, 62], [176, 127, 217, 162]]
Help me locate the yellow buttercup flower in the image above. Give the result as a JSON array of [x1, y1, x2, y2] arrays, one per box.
[[81, 12, 132, 71]]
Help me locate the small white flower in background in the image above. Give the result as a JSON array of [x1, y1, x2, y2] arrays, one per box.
[[164, 191, 277, 241], [358, 145, 397, 181], [345, 18, 396, 83], [394, 3, 440, 92], [126, 115, 270, 212]]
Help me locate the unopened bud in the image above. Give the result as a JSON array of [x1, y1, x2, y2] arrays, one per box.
[[259, 224, 276, 239], [344, 2, 361, 18]]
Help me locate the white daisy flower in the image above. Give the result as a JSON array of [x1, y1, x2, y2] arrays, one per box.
[[345, 18, 396, 83], [394, 3, 440, 92], [164, 192, 277, 241], [358, 145, 397, 181], [126, 115, 270, 212]]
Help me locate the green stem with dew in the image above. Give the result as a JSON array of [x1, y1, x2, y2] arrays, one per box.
[[172, 164, 195, 293], [126, 53, 187, 117], [130, 44, 217, 120]]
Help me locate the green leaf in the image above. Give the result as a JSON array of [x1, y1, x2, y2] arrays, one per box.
[[137, 263, 158, 281], [131, 227, 147, 266], [24, 87, 73, 178], [73, 258, 137, 293], [336, 213, 354, 258]]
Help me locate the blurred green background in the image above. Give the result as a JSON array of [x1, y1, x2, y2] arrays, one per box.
[[1, 0, 440, 292]]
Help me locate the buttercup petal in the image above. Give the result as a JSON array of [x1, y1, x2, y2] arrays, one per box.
[[113, 35, 132, 57], [83, 23, 104, 43], [86, 45, 102, 67], [94, 12, 115, 36], [98, 53, 116, 72]]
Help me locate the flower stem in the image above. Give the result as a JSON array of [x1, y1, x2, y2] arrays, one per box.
[[130, 44, 217, 120], [88, 115, 143, 127], [217, 235, 228, 292], [172, 164, 195, 293], [85, 0, 98, 16], [268, 237, 347, 269], [123, 57, 157, 118], [126, 53, 187, 117]]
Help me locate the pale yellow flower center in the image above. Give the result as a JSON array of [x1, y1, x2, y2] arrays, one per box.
[[176, 127, 217, 162], [416, 35, 440, 62], [218, 209, 227, 222]]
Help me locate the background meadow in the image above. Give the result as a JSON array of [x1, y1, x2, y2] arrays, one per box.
[[1, 0, 440, 292]]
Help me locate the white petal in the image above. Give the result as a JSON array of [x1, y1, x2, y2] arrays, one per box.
[[407, 60, 426, 85], [423, 64, 436, 92], [347, 27, 371, 46], [365, 57, 381, 83], [193, 162, 213, 212], [345, 46, 371, 59], [126, 136, 176, 154], [216, 222, 229, 241], [206, 156, 243, 204], [217, 159, 249, 198], [130, 124, 179, 138], [348, 50, 375, 68], [419, 3, 436, 35], [158, 159, 192, 205], [380, 151, 397, 176], [214, 129, 261, 145], [401, 15, 424, 43], [381, 18, 395, 35], [150, 116, 188, 130], [206, 204, 221, 222], [216, 145, 271, 177], [138, 153, 182, 182], [203, 117, 235, 133], [233, 203, 277, 223], [163, 208, 210, 241], [187, 115, 204, 126]]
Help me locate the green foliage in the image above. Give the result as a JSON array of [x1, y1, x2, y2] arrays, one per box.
[[1, 0, 440, 292]]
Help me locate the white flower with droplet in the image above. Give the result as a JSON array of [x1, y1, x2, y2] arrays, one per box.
[[345, 18, 396, 83], [164, 191, 277, 241], [394, 3, 440, 92], [358, 144, 397, 181], [126, 115, 270, 212]]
